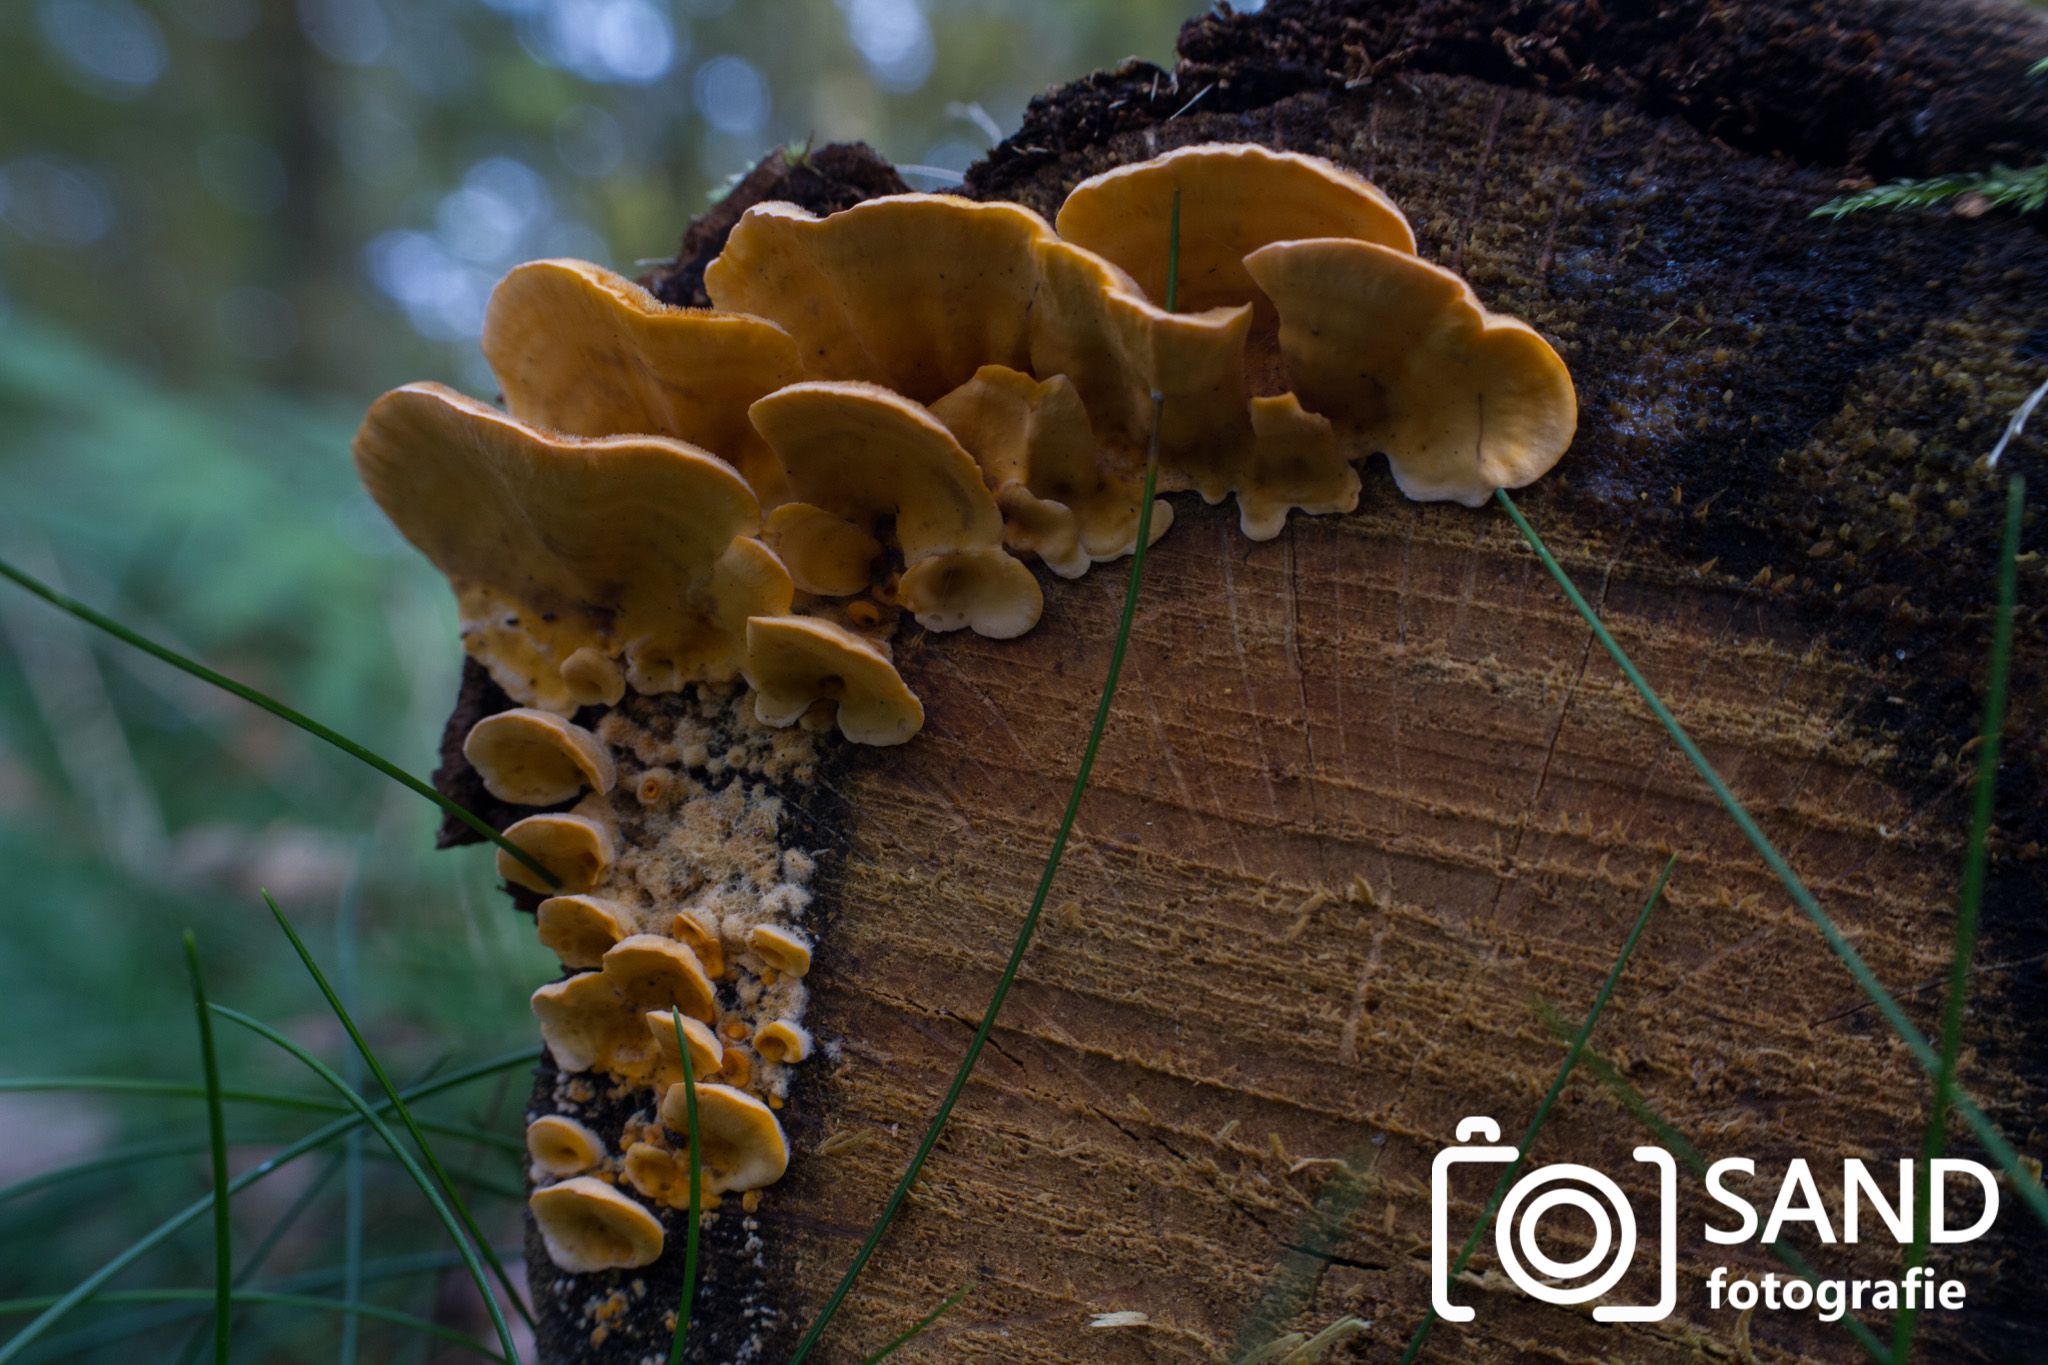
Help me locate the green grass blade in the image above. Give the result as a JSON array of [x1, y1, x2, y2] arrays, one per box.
[[1547, 1009, 1889, 1362], [339, 875, 366, 1365], [0, 1078, 522, 1154], [786, 190, 1182, 1364], [0, 1290, 504, 1362], [204, 1004, 522, 1365], [181, 933, 232, 1365], [666, 1009, 703, 1365], [1891, 475, 2024, 1364], [262, 891, 534, 1331], [1493, 486, 2048, 1228], [858, 1280, 974, 1363], [0, 1048, 537, 1364], [1397, 854, 1674, 1364], [0, 554, 557, 887]]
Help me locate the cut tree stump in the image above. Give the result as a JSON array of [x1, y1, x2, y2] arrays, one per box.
[[435, 0, 2048, 1359]]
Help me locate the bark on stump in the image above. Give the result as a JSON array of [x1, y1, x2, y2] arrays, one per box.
[[436, 0, 2048, 1359]]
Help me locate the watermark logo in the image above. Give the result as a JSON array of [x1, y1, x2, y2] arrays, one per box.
[[1431, 1117, 1676, 1322], [1431, 1117, 2002, 1326]]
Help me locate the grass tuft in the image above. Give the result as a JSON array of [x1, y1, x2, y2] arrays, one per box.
[[0, 1048, 536, 1363], [262, 890, 534, 1331], [0, 554, 558, 887], [1397, 854, 1674, 1364], [785, 189, 1183, 1362], [181, 932, 232, 1365], [1494, 485, 2047, 1228]]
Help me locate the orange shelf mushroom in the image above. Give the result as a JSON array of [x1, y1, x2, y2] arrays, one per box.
[[463, 707, 615, 806], [529, 1176, 665, 1273], [353, 382, 792, 713], [658, 1081, 790, 1194], [742, 615, 924, 746]]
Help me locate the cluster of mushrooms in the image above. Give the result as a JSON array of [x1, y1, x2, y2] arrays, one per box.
[[352, 143, 1577, 1276]]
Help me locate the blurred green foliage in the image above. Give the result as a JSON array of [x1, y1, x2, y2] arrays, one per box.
[[0, 1, 1201, 1357]]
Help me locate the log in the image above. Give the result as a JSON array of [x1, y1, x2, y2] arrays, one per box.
[[430, 0, 2048, 1358]]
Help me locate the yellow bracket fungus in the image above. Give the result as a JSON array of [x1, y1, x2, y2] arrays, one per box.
[[481, 257, 802, 504], [535, 893, 629, 969], [657, 1081, 790, 1194], [602, 934, 717, 1023], [529, 1176, 665, 1273], [931, 364, 1172, 576], [669, 911, 726, 978], [704, 195, 1054, 402], [749, 380, 1042, 637], [1054, 141, 1415, 322], [497, 811, 614, 894], [747, 924, 812, 978], [531, 970, 650, 1075], [462, 707, 615, 806], [754, 1019, 812, 1064], [1245, 238, 1577, 506], [743, 615, 925, 746], [646, 1008, 725, 1082], [525, 1114, 606, 1178], [353, 382, 792, 713]]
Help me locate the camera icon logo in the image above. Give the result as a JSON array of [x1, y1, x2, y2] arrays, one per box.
[[1432, 1117, 1677, 1323]]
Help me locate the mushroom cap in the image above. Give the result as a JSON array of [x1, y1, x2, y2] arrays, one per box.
[[526, 1114, 606, 1177], [535, 894, 628, 969], [645, 1008, 725, 1081], [743, 615, 924, 747], [670, 912, 725, 978], [622, 1140, 705, 1208], [1238, 393, 1361, 541], [658, 1081, 790, 1194], [602, 934, 717, 1022], [481, 258, 802, 504], [530, 970, 647, 1074], [529, 1176, 665, 1273], [1243, 239, 1577, 506], [559, 646, 626, 708], [931, 365, 1172, 577], [897, 547, 1044, 638], [1028, 239, 1254, 502], [749, 381, 1006, 563], [704, 195, 1054, 402], [1056, 142, 1415, 319], [754, 1019, 812, 1064], [763, 502, 883, 597], [352, 382, 792, 712], [463, 707, 616, 806], [747, 923, 812, 978], [498, 812, 615, 894]]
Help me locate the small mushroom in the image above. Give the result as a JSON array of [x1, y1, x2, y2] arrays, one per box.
[[743, 615, 924, 747], [622, 1140, 700, 1208], [352, 383, 792, 712], [1238, 393, 1360, 540], [531, 971, 647, 1074], [463, 708, 616, 806], [559, 647, 626, 707], [482, 258, 801, 504], [1243, 239, 1577, 506], [1054, 142, 1415, 322], [657, 1081, 791, 1193], [931, 364, 1171, 577], [748, 924, 812, 978], [748, 381, 1041, 636], [526, 1114, 605, 1177], [497, 812, 615, 894], [754, 1020, 812, 1064], [704, 195, 1054, 402], [763, 502, 882, 597], [670, 911, 725, 978], [529, 1176, 665, 1273], [645, 1009, 725, 1081], [535, 894, 628, 969], [1028, 239, 1256, 504], [602, 934, 717, 1022]]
